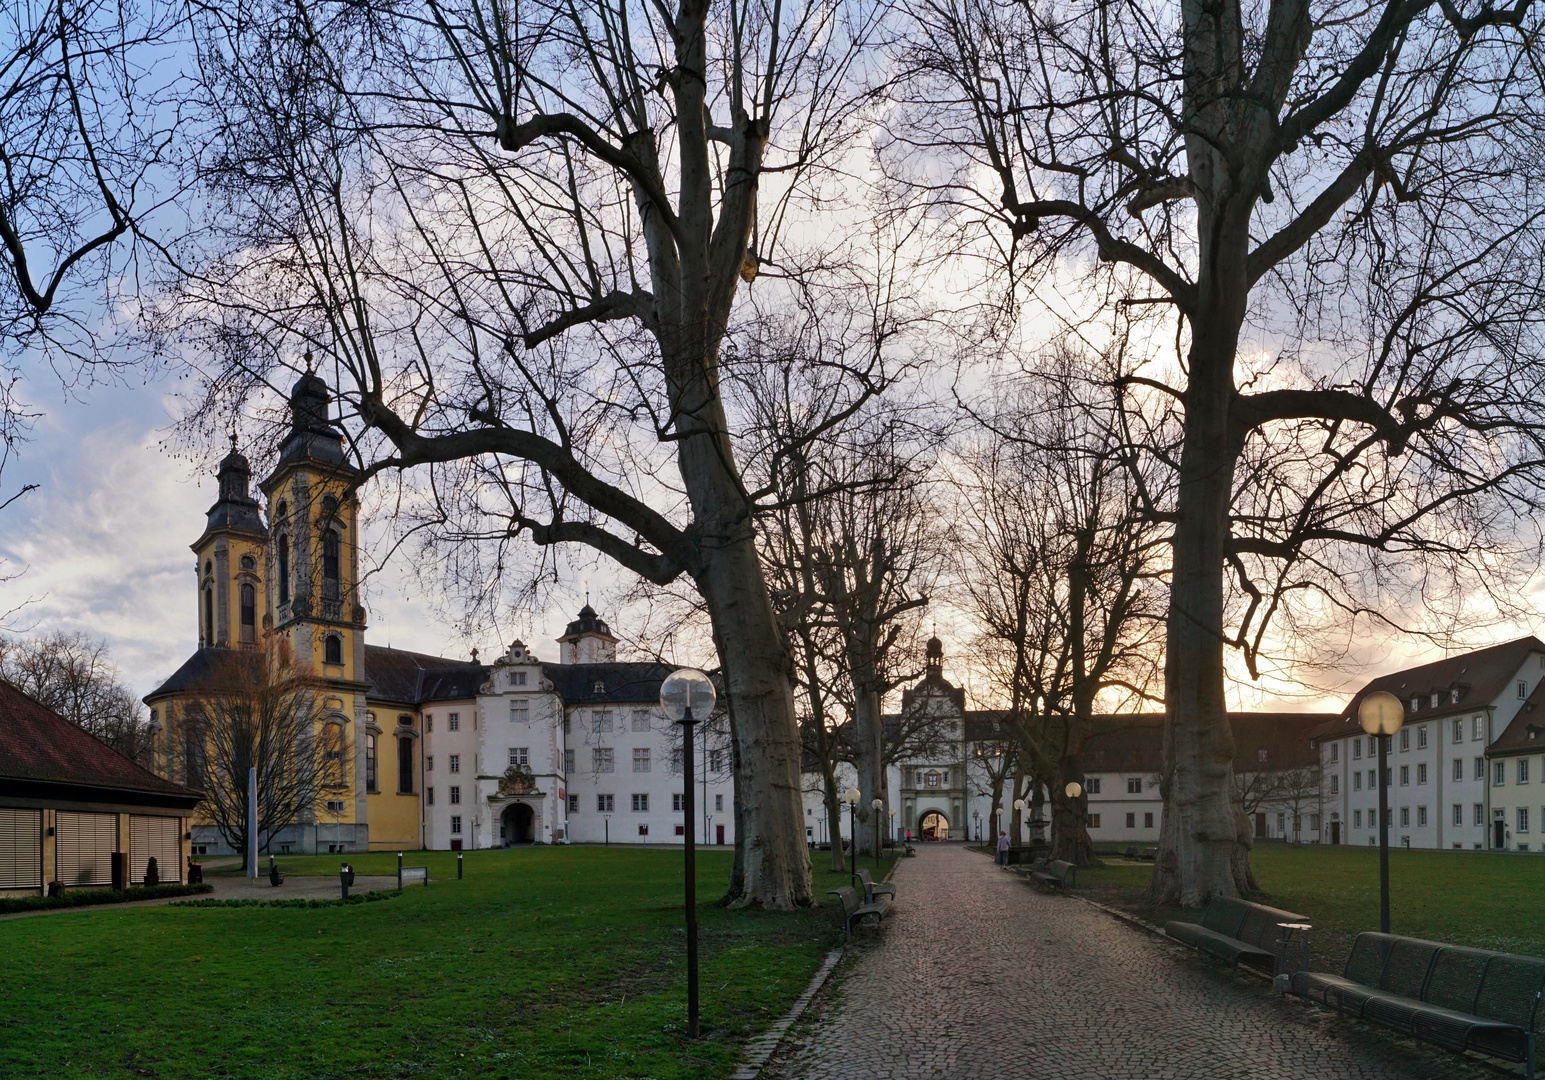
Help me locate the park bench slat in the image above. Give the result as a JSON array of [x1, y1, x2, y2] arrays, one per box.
[[1028, 859, 1076, 890], [1165, 897, 1305, 975], [826, 886, 891, 939], [856, 868, 895, 904]]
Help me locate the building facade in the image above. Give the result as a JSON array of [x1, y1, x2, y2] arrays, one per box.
[[144, 373, 729, 855]]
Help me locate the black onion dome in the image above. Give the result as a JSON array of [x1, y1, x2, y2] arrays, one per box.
[[202, 438, 266, 537], [274, 367, 350, 471], [560, 604, 615, 640], [926, 635, 944, 661]]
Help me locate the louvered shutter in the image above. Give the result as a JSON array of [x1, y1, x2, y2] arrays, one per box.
[[129, 815, 182, 883], [0, 808, 43, 888], [55, 811, 117, 885]]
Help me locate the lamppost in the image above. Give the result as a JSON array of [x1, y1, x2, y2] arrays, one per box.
[[842, 787, 861, 890], [1013, 797, 1026, 848], [1359, 691, 1404, 934], [1065, 781, 1083, 856], [871, 798, 884, 868], [972, 810, 981, 843], [661, 667, 716, 1040], [888, 809, 896, 848]]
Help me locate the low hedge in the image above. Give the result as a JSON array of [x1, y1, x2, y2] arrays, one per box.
[[0, 882, 214, 915], [171, 890, 400, 910]]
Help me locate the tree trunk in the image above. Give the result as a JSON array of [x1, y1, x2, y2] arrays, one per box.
[[1009, 763, 1025, 846], [852, 687, 885, 855], [695, 534, 813, 909]]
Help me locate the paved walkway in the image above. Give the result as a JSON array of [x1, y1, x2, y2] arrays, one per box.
[[767, 844, 1501, 1080]]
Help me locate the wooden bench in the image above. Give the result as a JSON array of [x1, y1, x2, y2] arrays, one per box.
[[827, 886, 891, 939], [1292, 932, 1544, 1078], [1164, 897, 1308, 974], [856, 868, 894, 904], [1029, 859, 1077, 890]]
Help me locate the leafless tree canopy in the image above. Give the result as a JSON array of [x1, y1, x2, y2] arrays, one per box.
[[897, 0, 1545, 903], [0, 630, 157, 765]]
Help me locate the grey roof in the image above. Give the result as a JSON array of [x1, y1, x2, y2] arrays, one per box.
[[1307, 636, 1545, 743], [540, 662, 676, 705], [558, 604, 616, 642], [144, 648, 264, 702]]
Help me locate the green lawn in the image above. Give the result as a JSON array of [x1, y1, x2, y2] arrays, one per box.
[[0, 847, 884, 1080], [1073, 844, 1545, 971]]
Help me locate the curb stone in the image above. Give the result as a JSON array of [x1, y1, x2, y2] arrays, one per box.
[[729, 945, 845, 1080]]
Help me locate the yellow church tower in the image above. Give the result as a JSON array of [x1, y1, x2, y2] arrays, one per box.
[[191, 438, 270, 650], [259, 370, 372, 851]]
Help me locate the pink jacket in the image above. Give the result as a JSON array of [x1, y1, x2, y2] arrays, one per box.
[[996, 834, 1010, 852]]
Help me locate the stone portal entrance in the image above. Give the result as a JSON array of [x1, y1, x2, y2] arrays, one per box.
[[919, 811, 949, 841], [501, 802, 535, 845]]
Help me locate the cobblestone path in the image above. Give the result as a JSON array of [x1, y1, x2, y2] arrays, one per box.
[[767, 844, 1501, 1080]]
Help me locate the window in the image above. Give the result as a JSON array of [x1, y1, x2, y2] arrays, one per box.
[[564, 749, 574, 773], [1400, 765, 1409, 786], [509, 747, 529, 768], [324, 799, 345, 814], [1430, 693, 1439, 710], [365, 732, 378, 793], [510, 700, 528, 723], [638, 824, 649, 836], [1417, 726, 1428, 749], [1523, 681, 1530, 700], [1331, 775, 1339, 795], [1417, 806, 1428, 827], [673, 793, 684, 812], [511, 670, 527, 686], [1369, 769, 1377, 789], [277, 533, 290, 603], [563, 714, 571, 734], [1451, 688, 1461, 704], [451, 815, 461, 834], [240, 584, 256, 643], [426, 755, 434, 772], [632, 794, 649, 812], [1453, 758, 1463, 782], [593, 711, 613, 733], [1400, 807, 1410, 827], [1126, 778, 1142, 794], [240, 554, 255, 571], [1353, 772, 1362, 791], [448, 713, 460, 732], [1087, 814, 1101, 828], [1454, 804, 1464, 826], [568, 794, 579, 813], [633, 747, 651, 772], [1086, 778, 1102, 795], [1521, 759, 1531, 785], [1453, 719, 1464, 744], [1257, 749, 1268, 762], [426, 714, 433, 733], [1400, 729, 1410, 752], [1309, 814, 1320, 831], [632, 710, 650, 732], [321, 529, 340, 600], [203, 587, 214, 646], [715, 794, 723, 812], [1495, 761, 1506, 786], [449, 754, 460, 774], [1354, 809, 1363, 828], [1476, 756, 1485, 780], [1126, 812, 1136, 828], [710, 749, 727, 773], [322, 723, 346, 789], [1329, 743, 1339, 763], [597, 794, 614, 813], [1474, 716, 1484, 740], [675, 825, 686, 836], [924, 771, 941, 788], [325, 634, 342, 664], [1417, 763, 1427, 785], [594, 681, 605, 693], [593, 748, 615, 773], [1353, 740, 1362, 760], [427, 787, 434, 805], [1475, 803, 1484, 826], [1277, 812, 1286, 834], [1520, 807, 1531, 833], [1410, 697, 1419, 713], [449, 785, 460, 804], [1144, 812, 1154, 828]]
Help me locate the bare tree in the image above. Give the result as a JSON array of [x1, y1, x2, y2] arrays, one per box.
[[166, 0, 899, 909], [177, 644, 329, 869], [0, 630, 157, 765], [901, 0, 1545, 902], [955, 353, 1166, 864]]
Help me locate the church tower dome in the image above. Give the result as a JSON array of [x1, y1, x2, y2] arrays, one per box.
[[191, 436, 269, 650], [557, 604, 618, 664]]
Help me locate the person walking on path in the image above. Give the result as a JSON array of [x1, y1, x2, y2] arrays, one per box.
[[996, 830, 1010, 867]]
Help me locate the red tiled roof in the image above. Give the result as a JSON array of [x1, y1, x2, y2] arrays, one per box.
[[0, 678, 199, 798]]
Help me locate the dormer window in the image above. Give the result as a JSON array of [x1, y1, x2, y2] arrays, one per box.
[[1410, 697, 1419, 712], [1450, 688, 1460, 704], [1430, 692, 1439, 709], [1521, 681, 1529, 700], [593, 681, 605, 694]]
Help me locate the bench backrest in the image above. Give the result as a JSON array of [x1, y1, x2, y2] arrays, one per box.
[[1380, 937, 1443, 998], [1237, 902, 1310, 952], [1201, 897, 1251, 937], [1343, 933, 1398, 987], [828, 886, 861, 917], [1046, 860, 1075, 880], [1421, 945, 1490, 1014], [856, 869, 876, 886], [1473, 953, 1545, 1029]]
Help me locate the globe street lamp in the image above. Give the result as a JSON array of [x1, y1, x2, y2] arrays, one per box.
[[1013, 797, 1026, 848], [842, 787, 861, 890], [1359, 690, 1404, 934], [1064, 782, 1083, 854], [660, 667, 716, 1040]]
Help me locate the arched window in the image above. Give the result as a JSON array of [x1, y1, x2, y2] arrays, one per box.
[[239, 584, 256, 643], [365, 731, 378, 793], [321, 529, 340, 599], [398, 735, 415, 794], [277, 534, 290, 603], [324, 634, 342, 664], [322, 722, 346, 789], [276, 499, 288, 520], [321, 494, 339, 520], [203, 587, 215, 647]]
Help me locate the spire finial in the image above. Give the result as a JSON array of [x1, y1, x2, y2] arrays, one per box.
[[229, 431, 239, 452], [304, 351, 314, 373]]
